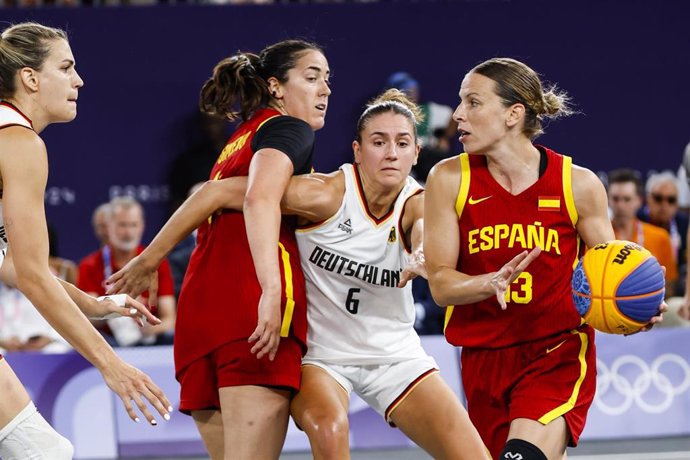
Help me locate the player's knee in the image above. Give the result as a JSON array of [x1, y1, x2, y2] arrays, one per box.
[[500, 438, 547, 460], [0, 402, 74, 460], [302, 411, 349, 450]]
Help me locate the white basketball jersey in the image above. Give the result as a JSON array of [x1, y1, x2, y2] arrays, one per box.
[[296, 163, 426, 364], [0, 102, 33, 266]]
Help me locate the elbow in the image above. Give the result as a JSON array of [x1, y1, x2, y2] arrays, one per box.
[[15, 268, 50, 300], [197, 181, 225, 211], [427, 272, 451, 307], [244, 191, 276, 211], [243, 191, 259, 210]]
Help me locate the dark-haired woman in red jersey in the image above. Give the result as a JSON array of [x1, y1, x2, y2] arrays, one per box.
[[112, 40, 330, 459]]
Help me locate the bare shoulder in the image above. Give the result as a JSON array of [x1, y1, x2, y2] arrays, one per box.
[[571, 163, 605, 202], [428, 155, 461, 180], [0, 128, 46, 190], [294, 169, 345, 200], [0, 126, 45, 158], [315, 169, 345, 196], [426, 155, 462, 197], [285, 169, 345, 222]]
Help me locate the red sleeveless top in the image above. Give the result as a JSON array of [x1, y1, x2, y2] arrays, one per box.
[[175, 108, 309, 373], [444, 147, 583, 349]]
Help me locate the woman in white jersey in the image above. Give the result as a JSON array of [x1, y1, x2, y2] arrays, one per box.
[[0, 22, 172, 459], [108, 89, 489, 459]]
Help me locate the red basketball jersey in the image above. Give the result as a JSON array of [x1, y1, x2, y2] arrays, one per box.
[[175, 108, 308, 374], [444, 147, 583, 348]]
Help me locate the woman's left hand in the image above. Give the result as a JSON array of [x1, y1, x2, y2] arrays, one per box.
[[90, 294, 161, 327], [248, 290, 282, 361], [398, 249, 427, 288]]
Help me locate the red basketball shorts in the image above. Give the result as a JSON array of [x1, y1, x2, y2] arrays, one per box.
[[461, 324, 596, 459], [177, 336, 303, 414]]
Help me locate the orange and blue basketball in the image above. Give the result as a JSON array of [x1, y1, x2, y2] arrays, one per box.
[[571, 240, 665, 334]]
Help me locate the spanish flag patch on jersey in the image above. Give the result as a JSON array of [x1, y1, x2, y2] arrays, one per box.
[[538, 196, 561, 212]]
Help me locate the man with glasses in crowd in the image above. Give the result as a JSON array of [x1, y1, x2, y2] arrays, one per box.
[[608, 168, 678, 295], [638, 171, 688, 295]]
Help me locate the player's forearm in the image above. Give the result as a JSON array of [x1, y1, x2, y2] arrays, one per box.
[[244, 197, 283, 293], [410, 217, 424, 254], [17, 272, 117, 369], [56, 277, 101, 317], [428, 267, 495, 306], [154, 297, 176, 333], [143, 181, 229, 265]]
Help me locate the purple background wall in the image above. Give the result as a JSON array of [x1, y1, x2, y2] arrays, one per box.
[[3, 0, 689, 260]]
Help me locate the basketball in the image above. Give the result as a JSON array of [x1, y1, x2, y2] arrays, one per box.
[[571, 240, 665, 334]]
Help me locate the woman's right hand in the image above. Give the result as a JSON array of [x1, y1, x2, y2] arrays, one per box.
[[248, 289, 282, 361], [106, 254, 159, 307], [489, 247, 542, 310], [100, 358, 173, 425]]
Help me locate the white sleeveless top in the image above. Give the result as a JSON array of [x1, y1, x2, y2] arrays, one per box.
[[296, 163, 426, 364], [0, 102, 34, 266]]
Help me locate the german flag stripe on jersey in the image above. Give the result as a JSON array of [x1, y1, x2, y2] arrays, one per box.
[[354, 164, 398, 227], [384, 368, 438, 423]]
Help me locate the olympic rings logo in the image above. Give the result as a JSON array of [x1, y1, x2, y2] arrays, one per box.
[[595, 354, 690, 415]]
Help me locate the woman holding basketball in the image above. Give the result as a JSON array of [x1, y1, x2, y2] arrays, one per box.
[[0, 22, 172, 458], [424, 57, 618, 460]]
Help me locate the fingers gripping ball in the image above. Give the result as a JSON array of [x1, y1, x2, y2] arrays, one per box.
[[572, 240, 665, 334]]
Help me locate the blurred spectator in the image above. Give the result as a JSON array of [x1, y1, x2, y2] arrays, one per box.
[[675, 141, 690, 323], [168, 111, 227, 213], [385, 71, 456, 183], [0, 283, 71, 354], [608, 168, 678, 295], [168, 182, 203, 297], [385, 71, 453, 149], [91, 202, 111, 247], [47, 222, 78, 285], [676, 166, 690, 214], [638, 170, 688, 294], [78, 197, 176, 346]]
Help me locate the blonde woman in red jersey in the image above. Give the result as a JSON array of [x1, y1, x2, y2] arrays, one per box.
[[0, 22, 172, 459], [424, 58, 664, 460]]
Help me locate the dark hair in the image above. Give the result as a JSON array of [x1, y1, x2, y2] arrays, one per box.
[[608, 168, 643, 197], [199, 40, 323, 122], [0, 22, 68, 99], [471, 57, 572, 139], [355, 88, 424, 143]]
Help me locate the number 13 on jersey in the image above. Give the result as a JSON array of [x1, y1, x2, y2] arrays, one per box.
[[504, 272, 533, 304]]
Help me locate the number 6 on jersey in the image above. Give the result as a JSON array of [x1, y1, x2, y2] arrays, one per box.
[[345, 288, 360, 314]]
